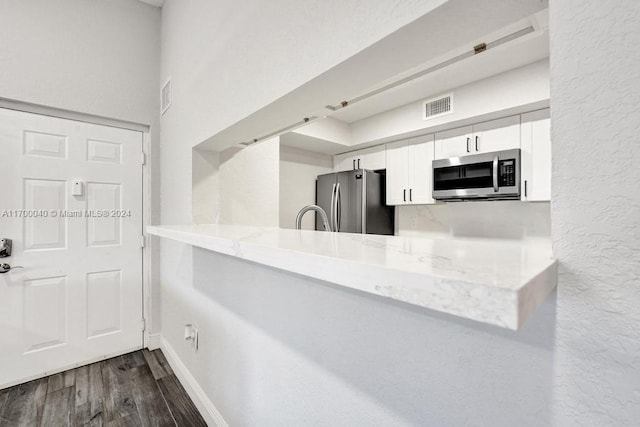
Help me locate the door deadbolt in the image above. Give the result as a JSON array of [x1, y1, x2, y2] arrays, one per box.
[[0, 239, 12, 258]]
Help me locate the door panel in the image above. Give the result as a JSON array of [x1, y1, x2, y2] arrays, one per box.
[[434, 125, 472, 159], [521, 109, 551, 201], [333, 152, 356, 172], [385, 140, 409, 205], [0, 108, 143, 389], [87, 270, 122, 338], [358, 145, 386, 170], [473, 115, 520, 153], [408, 134, 435, 204], [24, 179, 67, 250]]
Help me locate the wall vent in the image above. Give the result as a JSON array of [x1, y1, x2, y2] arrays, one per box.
[[423, 93, 453, 120], [161, 78, 172, 115]]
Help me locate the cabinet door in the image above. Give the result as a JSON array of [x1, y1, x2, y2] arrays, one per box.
[[358, 145, 386, 170], [334, 152, 357, 171], [434, 125, 472, 159], [385, 140, 409, 205], [408, 134, 435, 204], [472, 115, 520, 153], [520, 109, 551, 201]]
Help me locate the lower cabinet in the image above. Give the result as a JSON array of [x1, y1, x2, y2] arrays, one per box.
[[520, 109, 551, 201], [386, 134, 435, 205]]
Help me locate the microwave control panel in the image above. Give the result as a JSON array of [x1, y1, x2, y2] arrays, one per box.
[[498, 159, 516, 186]]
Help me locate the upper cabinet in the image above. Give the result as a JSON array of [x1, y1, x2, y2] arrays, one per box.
[[334, 145, 386, 171], [520, 109, 551, 201], [333, 110, 549, 205], [434, 115, 520, 159], [385, 134, 435, 206]]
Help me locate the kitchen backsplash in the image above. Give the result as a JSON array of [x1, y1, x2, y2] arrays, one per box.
[[396, 201, 550, 240]]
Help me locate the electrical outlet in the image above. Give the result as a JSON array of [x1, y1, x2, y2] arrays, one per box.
[[184, 324, 198, 351]]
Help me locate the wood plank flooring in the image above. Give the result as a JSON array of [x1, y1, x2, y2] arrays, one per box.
[[0, 350, 207, 427]]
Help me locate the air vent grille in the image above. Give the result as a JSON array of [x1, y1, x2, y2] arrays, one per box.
[[423, 94, 453, 120], [161, 78, 172, 115]]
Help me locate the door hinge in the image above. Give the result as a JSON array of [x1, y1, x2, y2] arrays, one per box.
[[141, 152, 146, 165], [140, 318, 146, 331], [140, 235, 145, 248]]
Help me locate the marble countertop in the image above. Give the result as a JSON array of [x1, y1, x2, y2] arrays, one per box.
[[147, 224, 557, 330]]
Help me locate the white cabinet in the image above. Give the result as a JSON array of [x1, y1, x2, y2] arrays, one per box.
[[334, 145, 386, 171], [434, 115, 520, 159], [434, 126, 472, 159], [386, 134, 435, 205], [385, 140, 409, 205], [520, 109, 551, 201]]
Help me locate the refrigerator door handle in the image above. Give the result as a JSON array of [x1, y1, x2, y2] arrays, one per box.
[[329, 183, 336, 231], [335, 183, 341, 232]]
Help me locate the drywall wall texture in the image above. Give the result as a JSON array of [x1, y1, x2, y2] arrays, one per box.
[[550, 0, 640, 423], [158, 0, 559, 425], [352, 59, 550, 145], [279, 145, 333, 230], [0, 0, 159, 126], [0, 0, 163, 335], [192, 149, 220, 224], [397, 201, 551, 240], [218, 138, 280, 227]]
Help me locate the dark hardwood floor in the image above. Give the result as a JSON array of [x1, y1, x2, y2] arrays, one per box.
[[0, 350, 207, 426]]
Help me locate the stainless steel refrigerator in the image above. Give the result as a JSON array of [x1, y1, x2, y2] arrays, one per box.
[[316, 170, 394, 235]]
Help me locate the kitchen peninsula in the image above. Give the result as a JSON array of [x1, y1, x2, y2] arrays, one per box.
[[148, 224, 556, 330]]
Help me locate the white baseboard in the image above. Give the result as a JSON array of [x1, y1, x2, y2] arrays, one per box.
[[160, 336, 228, 427], [145, 332, 161, 350]]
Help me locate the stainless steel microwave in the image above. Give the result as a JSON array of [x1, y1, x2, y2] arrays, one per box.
[[432, 149, 520, 201]]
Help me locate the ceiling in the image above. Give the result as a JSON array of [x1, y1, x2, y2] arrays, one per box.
[[329, 11, 549, 124], [197, 0, 549, 152], [137, 0, 164, 7]]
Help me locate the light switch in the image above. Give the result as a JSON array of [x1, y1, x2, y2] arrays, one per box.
[[72, 180, 84, 197]]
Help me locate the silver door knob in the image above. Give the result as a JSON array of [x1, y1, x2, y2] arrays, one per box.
[[0, 263, 22, 274]]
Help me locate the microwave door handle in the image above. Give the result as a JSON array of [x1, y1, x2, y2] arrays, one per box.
[[492, 156, 499, 192]]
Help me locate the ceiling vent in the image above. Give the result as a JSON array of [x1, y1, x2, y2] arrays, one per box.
[[423, 93, 453, 120], [161, 78, 172, 115]]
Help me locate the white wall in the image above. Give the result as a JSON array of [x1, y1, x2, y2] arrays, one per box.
[[0, 0, 162, 334], [159, 1, 640, 426], [218, 138, 280, 227], [351, 59, 549, 145], [0, 0, 159, 126], [192, 149, 220, 224], [550, 0, 640, 423], [397, 201, 550, 240], [279, 145, 333, 230]]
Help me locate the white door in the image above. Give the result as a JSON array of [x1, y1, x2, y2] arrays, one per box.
[[434, 125, 472, 159], [0, 108, 143, 389], [385, 140, 409, 205], [408, 134, 435, 204], [521, 109, 551, 201], [472, 115, 520, 153]]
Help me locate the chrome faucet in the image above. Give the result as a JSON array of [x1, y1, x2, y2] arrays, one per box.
[[295, 205, 332, 231]]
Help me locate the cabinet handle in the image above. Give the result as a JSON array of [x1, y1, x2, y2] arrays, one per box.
[[524, 180, 528, 198], [475, 136, 479, 151], [352, 159, 356, 170], [357, 158, 360, 169], [466, 137, 470, 153], [403, 189, 406, 202], [409, 188, 412, 202]]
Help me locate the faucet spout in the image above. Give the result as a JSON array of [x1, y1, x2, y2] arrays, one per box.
[[295, 205, 332, 231]]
